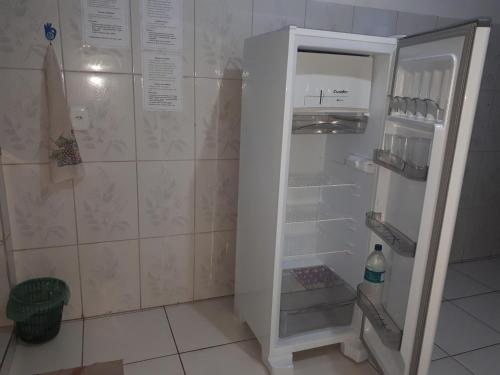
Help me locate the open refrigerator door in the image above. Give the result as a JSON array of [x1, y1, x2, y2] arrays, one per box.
[[357, 19, 490, 375]]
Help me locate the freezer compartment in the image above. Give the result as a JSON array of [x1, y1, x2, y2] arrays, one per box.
[[365, 211, 416, 257], [279, 265, 356, 338], [357, 283, 402, 351], [292, 112, 368, 134]]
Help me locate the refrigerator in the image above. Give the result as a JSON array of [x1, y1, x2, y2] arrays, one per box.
[[235, 19, 490, 375]]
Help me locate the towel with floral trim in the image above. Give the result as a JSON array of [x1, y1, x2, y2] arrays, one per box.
[[44, 44, 84, 183]]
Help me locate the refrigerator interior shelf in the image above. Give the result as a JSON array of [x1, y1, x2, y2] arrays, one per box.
[[280, 265, 356, 338], [288, 174, 354, 188], [365, 211, 417, 257], [357, 283, 402, 351], [373, 149, 428, 181], [292, 112, 368, 134]]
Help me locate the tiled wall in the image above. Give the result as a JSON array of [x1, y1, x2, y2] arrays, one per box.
[[0, 0, 496, 319], [450, 23, 500, 262]]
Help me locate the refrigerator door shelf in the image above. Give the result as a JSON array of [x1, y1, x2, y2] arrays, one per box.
[[373, 149, 428, 181], [292, 112, 368, 134], [357, 283, 403, 351], [365, 211, 417, 258]]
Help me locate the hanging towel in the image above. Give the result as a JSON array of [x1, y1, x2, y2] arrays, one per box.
[[44, 44, 84, 183]]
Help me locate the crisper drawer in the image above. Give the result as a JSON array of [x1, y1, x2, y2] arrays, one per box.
[[279, 265, 356, 338]]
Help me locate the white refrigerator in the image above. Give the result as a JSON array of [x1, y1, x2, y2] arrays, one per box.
[[235, 20, 490, 375]]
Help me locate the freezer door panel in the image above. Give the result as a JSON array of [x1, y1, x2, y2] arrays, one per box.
[[362, 20, 490, 375]]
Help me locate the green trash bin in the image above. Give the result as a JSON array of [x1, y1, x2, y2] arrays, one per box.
[[7, 277, 70, 344]]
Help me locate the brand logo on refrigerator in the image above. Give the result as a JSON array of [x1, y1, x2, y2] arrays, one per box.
[[326, 89, 349, 95]]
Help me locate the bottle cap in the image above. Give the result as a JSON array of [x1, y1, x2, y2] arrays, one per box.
[[375, 244, 382, 251]]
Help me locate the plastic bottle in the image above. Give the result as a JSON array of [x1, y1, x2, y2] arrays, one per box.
[[362, 244, 386, 304]]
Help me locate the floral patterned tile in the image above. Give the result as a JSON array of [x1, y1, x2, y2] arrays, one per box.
[[252, 0, 305, 36], [195, 160, 238, 233], [0, 69, 48, 164], [79, 239, 140, 316], [74, 162, 138, 244], [65, 72, 136, 162], [59, 0, 133, 73], [140, 235, 194, 308], [14, 246, 82, 320], [195, 79, 241, 160], [195, 0, 252, 78], [0, 0, 62, 69], [137, 161, 195, 238], [194, 231, 236, 300], [134, 76, 195, 161], [130, 0, 194, 76], [3, 164, 77, 250]]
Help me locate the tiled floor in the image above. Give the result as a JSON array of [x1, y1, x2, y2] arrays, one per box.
[[9, 258, 499, 375], [6, 296, 377, 375], [430, 258, 500, 375]]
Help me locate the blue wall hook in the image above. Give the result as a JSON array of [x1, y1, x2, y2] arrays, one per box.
[[44, 23, 57, 41]]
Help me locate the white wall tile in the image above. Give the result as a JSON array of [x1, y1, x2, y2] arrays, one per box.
[[457, 152, 482, 209], [140, 235, 194, 308], [352, 7, 397, 37], [195, 160, 238, 233], [131, 0, 194, 76], [66, 72, 136, 162], [195, 0, 252, 78], [0, 70, 48, 164], [79, 239, 140, 316], [252, 0, 305, 36], [470, 91, 494, 152], [135, 77, 195, 161], [194, 231, 235, 300], [137, 161, 194, 237], [3, 164, 77, 250], [481, 25, 500, 91], [305, 2, 354, 33], [195, 79, 241, 160], [59, 0, 132, 73], [396, 12, 437, 35], [74, 162, 138, 244], [0, 243, 10, 326], [14, 246, 82, 320], [0, 0, 62, 69], [476, 153, 500, 207]]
